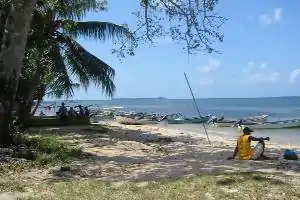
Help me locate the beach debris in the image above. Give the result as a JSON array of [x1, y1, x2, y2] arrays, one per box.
[[221, 188, 239, 193], [136, 182, 149, 187]]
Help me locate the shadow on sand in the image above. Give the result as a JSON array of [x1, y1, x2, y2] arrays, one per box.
[[31, 125, 300, 183]]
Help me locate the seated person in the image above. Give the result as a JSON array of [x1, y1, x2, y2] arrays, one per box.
[[57, 102, 68, 120], [84, 106, 90, 116], [76, 105, 84, 116], [68, 107, 76, 116], [227, 127, 270, 160]]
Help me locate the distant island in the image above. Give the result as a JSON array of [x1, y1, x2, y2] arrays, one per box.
[[112, 97, 167, 100]]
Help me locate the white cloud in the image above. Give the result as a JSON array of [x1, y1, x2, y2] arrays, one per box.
[[198, 58, 220, 73], [274, 8, 283, 21], [259, 15, 272, 25], [259, 8, 283, 25], [243, 62, 279, 83], [199, 78, 214, 86], [242, 61, 254, 74], [248, 61, 254, 66], [288, 69, 300, 83]]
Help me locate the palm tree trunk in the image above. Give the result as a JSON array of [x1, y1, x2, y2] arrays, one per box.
[[18, 98, 33, 130], [31, 99, 41, 116], [18, 67, 43, 128], [0, 0, 37, 146]]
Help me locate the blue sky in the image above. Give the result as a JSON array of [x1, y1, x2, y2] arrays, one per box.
[[55, 0, 300, 100]]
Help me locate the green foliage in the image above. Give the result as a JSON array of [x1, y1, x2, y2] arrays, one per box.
[[4, 172, 300, 199], [13, 134, 83, 166], [20, 0, 134, 100], [13, 0, 225, 103], [0, 180, 26, 193]]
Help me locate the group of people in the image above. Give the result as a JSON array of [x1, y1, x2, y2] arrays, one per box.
[[57, 102, 90, 120]]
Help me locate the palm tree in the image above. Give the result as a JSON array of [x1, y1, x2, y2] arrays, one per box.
[[15, 0, 134, 127], [26, 0, 134, 99], [0, 0, 37, 145]]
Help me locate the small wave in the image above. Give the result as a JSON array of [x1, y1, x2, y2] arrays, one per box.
[[102, 106, 124, 110]]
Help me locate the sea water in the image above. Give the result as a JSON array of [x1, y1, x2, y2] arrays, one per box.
[[40, 96, 300, 146]]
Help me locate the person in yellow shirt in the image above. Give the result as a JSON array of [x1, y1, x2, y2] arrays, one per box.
[[227, 127, 270, 160]]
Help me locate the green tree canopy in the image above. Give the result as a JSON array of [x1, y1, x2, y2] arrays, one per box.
[[26, 0, 134, 99]]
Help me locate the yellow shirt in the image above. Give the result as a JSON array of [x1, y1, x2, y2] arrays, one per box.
[[238, 135, 253, 160]]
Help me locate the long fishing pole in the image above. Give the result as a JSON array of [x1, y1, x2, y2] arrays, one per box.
[[184, 72, 211, 145]]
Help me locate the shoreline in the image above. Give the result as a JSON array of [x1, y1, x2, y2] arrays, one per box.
[[102, 121, 300, 150]]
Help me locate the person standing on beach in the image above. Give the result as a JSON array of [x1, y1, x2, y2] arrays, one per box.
[[227, 127, 270, 160]]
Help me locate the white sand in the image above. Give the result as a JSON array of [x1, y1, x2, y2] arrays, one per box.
[[12, 122, 300, 184]]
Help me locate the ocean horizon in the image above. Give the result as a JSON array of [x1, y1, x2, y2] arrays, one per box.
[[39, 96, 300, 146], [45, 95, 300, 101], [41, 96, 300, 120]]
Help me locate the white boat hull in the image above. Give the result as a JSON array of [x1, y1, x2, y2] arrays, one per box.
[[211, 115, 269, 127], [242, 114, 268, 123], [239, 119, 300, 129], [211, 122, 235, 127]]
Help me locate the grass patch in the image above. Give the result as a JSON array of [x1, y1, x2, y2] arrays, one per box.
[[11, 172, 300, 200], [11, 133, 83, 166], [0, 180, 26, 193]]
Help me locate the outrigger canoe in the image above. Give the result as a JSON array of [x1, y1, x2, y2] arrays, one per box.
[[239, 119, 300, 129], [167, 115, 211, 124]]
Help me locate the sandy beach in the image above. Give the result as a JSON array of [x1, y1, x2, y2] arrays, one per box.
[[2, 121, 300, 199], [9, 121, 296, 186]]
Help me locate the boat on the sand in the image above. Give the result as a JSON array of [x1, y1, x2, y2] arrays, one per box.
[[212, 120, 237, 127], [238, 119, 300, 129], [166, 114, 212, 124], [210, 114, 269, 127], [115, 116, 158, 125]]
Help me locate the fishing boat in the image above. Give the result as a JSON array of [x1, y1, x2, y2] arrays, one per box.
[[210, 114, 269, 127], [166, 114, 212, 124], [211, 120, 237, 127], [115, 116, 158, 125], [242, 114, 268, 123], [238, 119, 300, 129]]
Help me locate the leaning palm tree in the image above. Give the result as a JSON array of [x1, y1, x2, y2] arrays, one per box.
[[27, 0, 134, 98], [14, 0, 134, 127]]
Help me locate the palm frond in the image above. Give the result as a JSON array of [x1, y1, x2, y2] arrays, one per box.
[[55, 0, 107, 21], [47, 43, 75, 98], [57, 34, 116, 97], [46, 83, 80, 99], [63, 51, 90, 90], [63, 21, 134, 42]]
